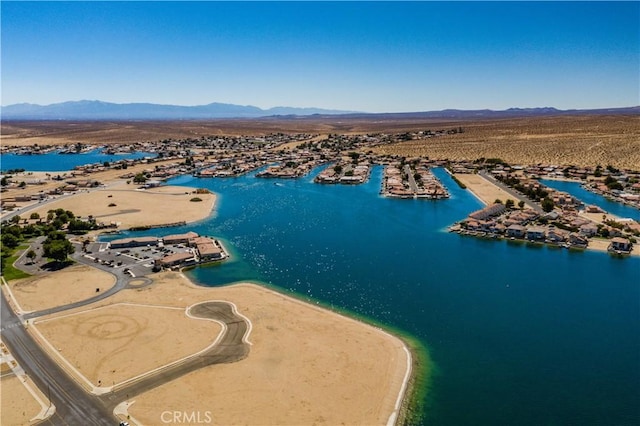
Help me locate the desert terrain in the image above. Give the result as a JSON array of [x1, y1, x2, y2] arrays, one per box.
[[453, 173, 536, 209], [13, 270, 411, 426], [9, 264, 115, 312], [2, 115, 639, 169], [26, 183, 216, 229]]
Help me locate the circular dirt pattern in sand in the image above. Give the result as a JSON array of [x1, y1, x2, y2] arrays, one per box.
[[74, 314, 142, 340]]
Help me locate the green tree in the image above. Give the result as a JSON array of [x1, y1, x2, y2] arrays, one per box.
[[0, 176, 8, 186], [133, 173, 147, 184], [4, 225, 22, 238], [26, 249, 36, 263], [518, 200, 526, 209], [494, 199, 503, 204], [30, 212, 40, 220], [18, 181, 26, 188], [43, 238, 74, 262], [541, 197, 555, 213], [22, 224, 42, 237], [505, 199, 515, 209], [1, 234, 19, 249], [68, 219, 95, 234], [333, 165, 343, 174]]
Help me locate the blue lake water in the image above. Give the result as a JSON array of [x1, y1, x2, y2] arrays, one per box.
[[110, 167, 640, 425], [541, 179, 640, 221], [0, 149, 156, 172]]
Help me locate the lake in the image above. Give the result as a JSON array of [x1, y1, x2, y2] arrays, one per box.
[[541, 178, 640, 221], [108, 167, 640, 425], [0, 149, 156, 172]]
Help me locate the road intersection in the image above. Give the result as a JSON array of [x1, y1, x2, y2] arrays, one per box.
[[1, 246, 250, 425]]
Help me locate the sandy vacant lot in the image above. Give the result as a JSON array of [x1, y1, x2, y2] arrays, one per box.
[[123, 276, 409, 426], [9, 264, 115, 312], [29, 183, 215, 228], [32, 270, 410, 425], [34, 303, 223, 387], [454, 173, 535, 209], [0, 374, 44, 425]]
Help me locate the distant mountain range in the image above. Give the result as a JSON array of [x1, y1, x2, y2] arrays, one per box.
[[0, 100, 357, 120], [1, 100, 638, 120]]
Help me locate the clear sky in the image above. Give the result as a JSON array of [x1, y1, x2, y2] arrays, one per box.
[[1, 1, 638, 112]]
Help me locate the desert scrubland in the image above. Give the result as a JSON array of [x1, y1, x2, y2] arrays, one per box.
[[3, 115, 638, 169], [375, 115, 640, 170]]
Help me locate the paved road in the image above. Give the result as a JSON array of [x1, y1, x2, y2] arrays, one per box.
[[2, 282, 250, 425], [101, 301, 250, 411], [478, 170, 543, 213], [1, 192, 77, 222], [1, 291, 115, 425], [403, 164, 418, 194], [1, 181, 121, 222], [21, 247, 130, 321]]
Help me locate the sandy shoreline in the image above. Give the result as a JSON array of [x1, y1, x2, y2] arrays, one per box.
[[9, 269, 413, 425]]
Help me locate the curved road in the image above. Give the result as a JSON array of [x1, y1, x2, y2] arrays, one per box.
[[2, 271, 250, 425], [101, 302, 250, 410]]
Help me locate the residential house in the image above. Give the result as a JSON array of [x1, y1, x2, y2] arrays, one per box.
[[469, 203, 506, 221], [547, 228, 569, 243], [608, 237, 632, 253], [526, 227, 546, 241], [569, 233, 588, 247], [506, 224, 526, 238], [579, 223, 598, 237]]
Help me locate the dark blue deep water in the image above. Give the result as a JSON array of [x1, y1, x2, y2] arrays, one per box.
[[116, 167, 640, 425], [0, 149, 156, 172], [541, 179, 640, 221]]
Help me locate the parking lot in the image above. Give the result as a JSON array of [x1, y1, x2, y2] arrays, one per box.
[[82, 241, 196, 278]]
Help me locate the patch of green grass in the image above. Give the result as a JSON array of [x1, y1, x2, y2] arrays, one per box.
[[2, 252, 30, 281]]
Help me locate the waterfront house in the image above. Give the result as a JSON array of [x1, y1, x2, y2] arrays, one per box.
[[492, 223, 506, 234], [526, 227, 546, 241], [506, 224, 526, 238], [469, 203, 507, 221], [608, 237, 632, 253], [547, 228, 569, 243], [586, 205, 604, 213], [570, 233, 589, 248]]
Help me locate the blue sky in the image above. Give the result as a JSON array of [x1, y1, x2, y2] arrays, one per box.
[[1, 2, 638, 112]]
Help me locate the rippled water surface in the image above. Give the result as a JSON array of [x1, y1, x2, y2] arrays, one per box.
[[119, 167, 640, 425]]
